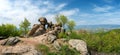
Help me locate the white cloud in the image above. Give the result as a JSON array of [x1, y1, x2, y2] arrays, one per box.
[[55, 3, 67, 11], [93, 5, 113, 12], [59, 8, 79, 17], [0, 0, 70, 27], [0, 0, 11, 11], [103, 0, 114, 3], [77, 9, 120, 25], [1, 0, 119, 27], [102, 18, 120, 24]]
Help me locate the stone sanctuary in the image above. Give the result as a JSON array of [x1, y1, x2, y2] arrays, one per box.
[[0, 17, 89, 55]]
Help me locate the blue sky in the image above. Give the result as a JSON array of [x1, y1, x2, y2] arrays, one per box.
[[0, 0, 120, 27]]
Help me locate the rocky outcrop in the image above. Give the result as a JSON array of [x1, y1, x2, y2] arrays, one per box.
[[68, 39, 88, 55], [0, 34, 89, 55], [0, 17, 90, 55], [27, 17, 65, 37]]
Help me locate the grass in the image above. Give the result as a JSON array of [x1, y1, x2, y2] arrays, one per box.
[[35, 44, 50, 55], [35, 44, 80, 55]]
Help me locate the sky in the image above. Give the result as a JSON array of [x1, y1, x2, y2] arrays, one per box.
[[0, 0, 120, 27]]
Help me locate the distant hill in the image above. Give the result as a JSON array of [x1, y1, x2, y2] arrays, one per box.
[[75, 24, 120, 30]]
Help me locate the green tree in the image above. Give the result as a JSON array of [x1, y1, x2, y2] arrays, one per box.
[[55, 14, 68, 28], [67, 20, 76, 33], [19, 18, 31, 35]]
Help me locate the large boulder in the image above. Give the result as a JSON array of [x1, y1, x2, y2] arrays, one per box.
[[33, 26, 46, 36], [1, 37, 20, 46], [33, 33, 57, 44], [27, 24, 40, 36], [68, 39, 88, 55]]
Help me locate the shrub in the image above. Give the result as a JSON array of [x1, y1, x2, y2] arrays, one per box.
[[68, 32, 82, 39], [58, 29, 120, 53], [0, 24, 20, 38], [58, 32, 67, 39], [77, 29, 120, 53]]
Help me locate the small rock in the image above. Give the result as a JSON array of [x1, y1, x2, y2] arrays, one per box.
[[53, 39, 68, 51], [53, 40, 61, 50], [23, 49, 42, 55], [0, 36, 7, 40], [47, 34, 57, 43]]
